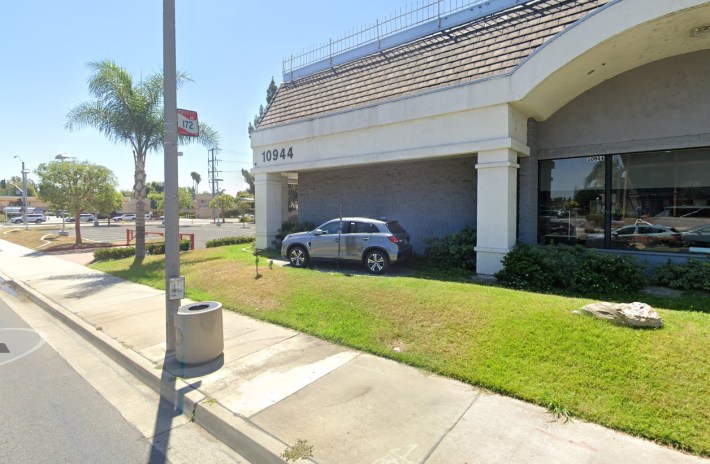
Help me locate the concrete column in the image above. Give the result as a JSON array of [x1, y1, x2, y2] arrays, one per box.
[[255, 172, 285, 250], [475, 148, 520, 275], [281, 179, 289, 222]]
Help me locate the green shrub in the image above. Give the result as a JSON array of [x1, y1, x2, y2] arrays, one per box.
[[423, 227, 477, 272], [272, 220, 316, 249], [146, 239, 191, 255], [93, 240, 190, 260], [495, 243, 647, 296], [650, 259, 710, 291], [205, 236, 255, 248], [94, 247, 136, 261]]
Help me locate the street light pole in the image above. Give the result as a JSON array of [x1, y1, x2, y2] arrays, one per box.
[[13, 156, 28, 231], [163, 0, 180, 352]]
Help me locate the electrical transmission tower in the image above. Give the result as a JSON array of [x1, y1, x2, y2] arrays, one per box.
[[207, 147, 222, 223]]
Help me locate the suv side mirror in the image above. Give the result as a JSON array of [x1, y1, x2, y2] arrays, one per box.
[[313, 229, 324, 236]]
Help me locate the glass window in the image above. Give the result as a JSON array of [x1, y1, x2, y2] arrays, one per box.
[[538, 157, 605, 247], [538, 148, 710, 252], [319, 221, 341, 234]]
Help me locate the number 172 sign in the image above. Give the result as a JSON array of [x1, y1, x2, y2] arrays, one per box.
[[177, 109, 199, 137]]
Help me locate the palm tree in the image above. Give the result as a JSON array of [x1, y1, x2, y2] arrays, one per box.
[[190, 171, 201, 196], [190, 171, 201, 219], [66, 60, 218, 261]]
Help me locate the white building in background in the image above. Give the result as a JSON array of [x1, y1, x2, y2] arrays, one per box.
[[251, 0, 710, 274]]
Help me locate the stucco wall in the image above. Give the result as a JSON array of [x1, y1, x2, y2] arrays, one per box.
[[297, 157, 477, 253], [536, 50, 710, 158]]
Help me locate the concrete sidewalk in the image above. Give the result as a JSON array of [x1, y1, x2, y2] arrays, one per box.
[[0, 239, 705, 464]]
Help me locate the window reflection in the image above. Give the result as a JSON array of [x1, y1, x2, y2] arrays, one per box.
[[538, 148, 710, 253], [538, 157, 605, 247]]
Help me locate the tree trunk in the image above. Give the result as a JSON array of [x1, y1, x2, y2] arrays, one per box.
[[74, 212, 82, 245], [133, 154, 147, 262]]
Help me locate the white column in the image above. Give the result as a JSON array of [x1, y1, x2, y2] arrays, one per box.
[[475, 148, 520, 275], [255, 172, 285, 250]]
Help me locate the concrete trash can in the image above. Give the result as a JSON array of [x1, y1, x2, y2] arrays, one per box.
[[175, 301, 224, 365]]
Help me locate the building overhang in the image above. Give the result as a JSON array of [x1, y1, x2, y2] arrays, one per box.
[[513, 0, 710, 120]]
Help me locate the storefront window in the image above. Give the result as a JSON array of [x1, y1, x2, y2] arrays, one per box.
[[538, 148, 710, 252], [538, 156, 605, 247]]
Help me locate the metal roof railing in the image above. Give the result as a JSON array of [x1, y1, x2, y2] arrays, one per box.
[[282, 0, 529, 82]]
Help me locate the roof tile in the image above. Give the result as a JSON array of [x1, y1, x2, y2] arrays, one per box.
[[259, 0, 610, 128]]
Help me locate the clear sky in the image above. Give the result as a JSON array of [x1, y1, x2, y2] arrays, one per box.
[[1, 0, 412, 196]]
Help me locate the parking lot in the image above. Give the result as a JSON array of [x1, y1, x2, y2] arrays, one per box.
[[0, 217, 255, 250]]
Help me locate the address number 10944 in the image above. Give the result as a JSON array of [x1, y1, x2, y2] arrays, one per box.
[[262, 147, 294, 163]]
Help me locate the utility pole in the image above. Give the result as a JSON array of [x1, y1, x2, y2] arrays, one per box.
[[207, 147, 222, 224], [163, 0, 180, 352], [13, 156, 28, 230]]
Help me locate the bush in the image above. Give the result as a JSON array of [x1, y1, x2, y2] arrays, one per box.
[[93, 240, 191, 260], [650, 259, 710, 291], [424, 227, 477, 272], [205, 236, 255, 248], [146, 239, 191, 255], [495, 243, 648, 296], [272, 220, 316, 249], [94, 247, 136, 261]]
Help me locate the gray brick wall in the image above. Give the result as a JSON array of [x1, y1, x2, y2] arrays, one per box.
[[298, 157, 477, 253]]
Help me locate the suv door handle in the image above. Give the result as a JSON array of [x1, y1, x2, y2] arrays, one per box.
[[362, 238, 370, 241]]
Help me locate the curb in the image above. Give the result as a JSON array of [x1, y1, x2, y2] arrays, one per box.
[[3, 275, 294, 464]]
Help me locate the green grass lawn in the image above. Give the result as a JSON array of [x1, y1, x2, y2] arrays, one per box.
[[92, 245, 710, 456]]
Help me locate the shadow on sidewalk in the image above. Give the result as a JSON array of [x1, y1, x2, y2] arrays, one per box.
[[148, 352, 210, 463]]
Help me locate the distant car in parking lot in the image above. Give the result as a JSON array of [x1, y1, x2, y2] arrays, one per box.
[[112, 213, 136, 221], [10, 214, 47, 224], [281, 217, 413, 274], [66, 213, 96, 223]]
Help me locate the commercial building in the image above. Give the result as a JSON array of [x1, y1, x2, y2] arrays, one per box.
[[251, 0, 710, 274]]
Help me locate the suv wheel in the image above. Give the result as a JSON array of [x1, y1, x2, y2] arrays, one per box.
[[35, 219, 43, 224], [288, 246, 309, 268], [365, 250, 389, 274]]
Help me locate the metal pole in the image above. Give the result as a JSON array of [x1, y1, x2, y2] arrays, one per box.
[[21, 161, 28, 230], [163, 0, 180, 352]]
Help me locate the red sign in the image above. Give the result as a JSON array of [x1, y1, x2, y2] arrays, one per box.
[[177, 109, 199, 137]]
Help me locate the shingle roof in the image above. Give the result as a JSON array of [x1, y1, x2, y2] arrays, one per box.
[[258, 0, 611, 129]]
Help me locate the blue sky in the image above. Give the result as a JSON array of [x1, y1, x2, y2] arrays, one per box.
[[1, 1, 412, 195]]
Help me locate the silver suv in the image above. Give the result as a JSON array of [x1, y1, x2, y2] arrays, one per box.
[[281, 217, 413, 274], [10, 214, 47, 224]]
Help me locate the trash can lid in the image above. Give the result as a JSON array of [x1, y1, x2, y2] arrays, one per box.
[[177, 301, 222, 315]]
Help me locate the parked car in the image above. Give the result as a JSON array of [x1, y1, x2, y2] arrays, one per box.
[[681, 224, 710, 247], [281, 217, 413, 274], [112, 213, 136, 221], [67, 213, 96, 223], [10, 214, 47, 224]]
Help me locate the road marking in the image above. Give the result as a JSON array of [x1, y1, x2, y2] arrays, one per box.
[[0, 328, 45, 366]]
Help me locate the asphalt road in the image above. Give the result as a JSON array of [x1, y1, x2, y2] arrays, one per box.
[[0, 296, 166, 464], [1, 218, 256, 250]]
